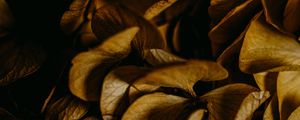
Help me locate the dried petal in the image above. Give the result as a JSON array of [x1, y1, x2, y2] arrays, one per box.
[[100, 66, 148, 120], [129, 60, 228, 101], [235, 91, 270, 120], [263, 95, 279, 120], [209, 0, 246, 25], [288, 106, 300, 120], [69, 27, 139, 101], [209, 0, 261, 55], [45, 95, 89, 120], [262, 0, 286, 31], [122, 92, 190, 120], [0, 0, 13, 35], [143, 49, 186, 66], [144, 0, 177, 20], [283, 0, 300, 35], [253, 72, 277, 93], [92, 3, 165, 55], [200, 83, 258, 120], [61, 0, 104, 47], [0, 41, 45, 85], [0, 108, 17, 120], [239, 15, 300, 73], [277, 71, 300, 120], [187, 109, 207, 120]]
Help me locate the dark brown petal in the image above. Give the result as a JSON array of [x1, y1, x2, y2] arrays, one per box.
[[262, 0, 287, 32], [100, 66, 149, 120], [44, 95, 89, 120], [199, 83, 258, 120], [283, 0, 300, 35], [0, 108, 17, 120], [92, 3, 165, 55], [209, 0, 246, 25], [209, 0, 261, 56], [0, 0, 14, 34], [0, 41, 45, 85]]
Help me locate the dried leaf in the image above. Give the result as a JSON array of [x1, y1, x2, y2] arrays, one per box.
[[143, 49, 186, 66], [283, 0, 300, 35], [239, 15, 300, 73], [199, 83, 258, 120], [69, 27, 139, 101], [0, 0, 13, 35], [253, 72, 277, 93], [101, 66, 149, 120], [0, 41, 45, 85], [0, 107, 17, 120], [92, 3, 165, 55], [129, 60, 228, 101], [45, 95, 89, 120], [208, 0, 261, 55], [235, 91, 270, 120], [122, 92, 190, 120], [187, 109, 207, 120], [277, 71, 300, 120], [288, 106, 300, 120], [144, 0, 177, 20], [263, 94, 279, 120]]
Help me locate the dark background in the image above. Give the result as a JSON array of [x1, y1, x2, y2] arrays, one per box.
[[1, 0, 73, 119]]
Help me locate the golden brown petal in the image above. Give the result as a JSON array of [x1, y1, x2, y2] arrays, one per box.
[[263, 95, 279, 120], [277, 71, 300, 120], [239, 15, 300, 73], [288, 106, 300, 120], [199, 83, 258, 120], [129, 60, 228, 101], [100, 66, 148, 120], [187, 109, 207, 120], [253, 72, 278, 93], [143, 49, 186, 66], [122, 92, 190, 120], [235, 91, 270, 120], [144, 0, 177, 20], [69, 27, 139, 101]]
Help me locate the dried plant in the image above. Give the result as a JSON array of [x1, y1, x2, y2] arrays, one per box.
[[0, 0, 299, 120]]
